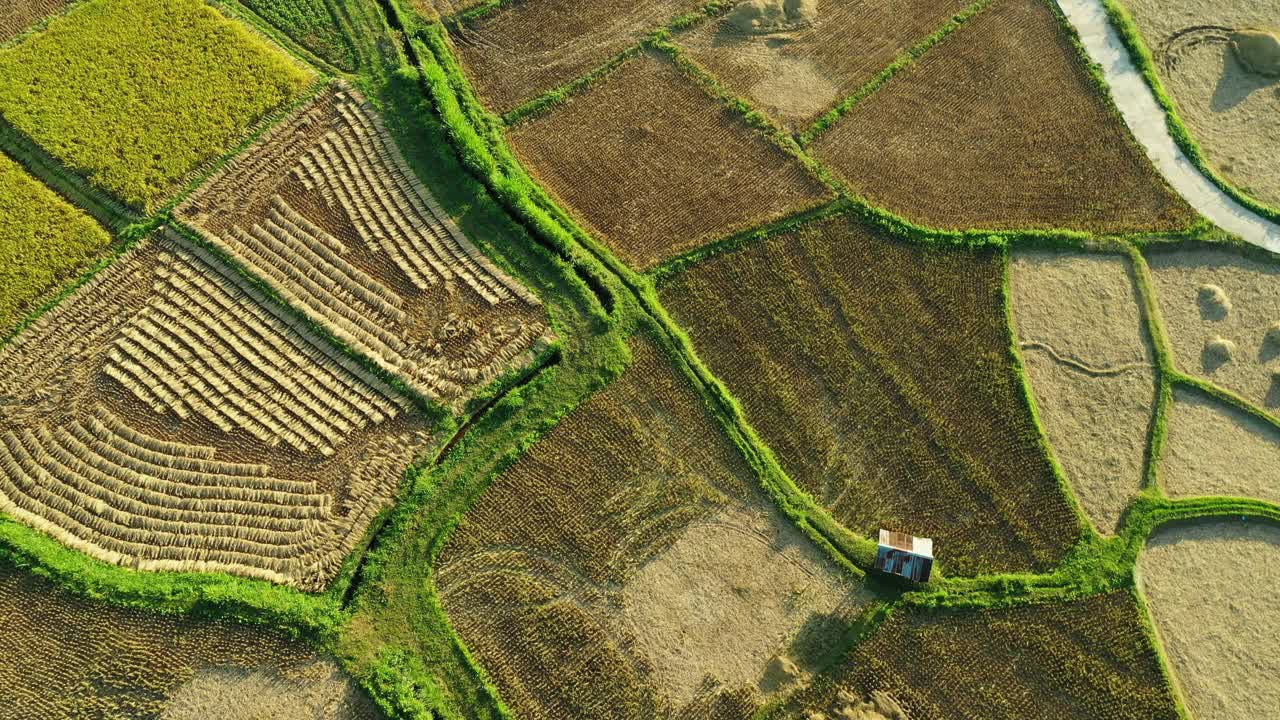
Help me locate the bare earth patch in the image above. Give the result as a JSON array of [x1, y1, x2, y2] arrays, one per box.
[[162, 662, 379, 720], [1161, 386, 1280, 505], [621, 502, 865, 705], [1146, 245, 1280, 410], [674, 0, 971, 129], [1008, 250, 1156, 533], [1139, 519, 1280, 720], [509, 53, 830, 270], [1122, 0, 1280, 208], [0, 0, 69, 42]]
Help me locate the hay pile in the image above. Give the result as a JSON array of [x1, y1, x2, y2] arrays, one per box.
[[1232, 29, 1280, 77], [725, 0, 817, 34], [806, 690, 908, 720]]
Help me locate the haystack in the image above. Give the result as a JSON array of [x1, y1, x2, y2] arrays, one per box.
[[725, 0, 817, 34], [1202, 336, 1236, 369], [1232, 29, 1280, 78], [1197, 283, 1231, 320]]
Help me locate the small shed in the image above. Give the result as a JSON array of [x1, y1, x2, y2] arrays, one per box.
[[874, 529, 934, 583]]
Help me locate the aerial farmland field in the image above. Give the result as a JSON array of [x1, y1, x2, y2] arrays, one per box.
[[1, 0, 1278, 718]]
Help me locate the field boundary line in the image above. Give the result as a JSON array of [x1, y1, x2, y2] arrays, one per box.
[[500, 43, 644, 126], [649, 197, 850, 284], [797, 0, 997, 148], [411, 22, 880, 579], [1095, 0, 1280, 226], [1002, 250, 1097, 542], [212, 0, 353, 76], [0, 119, 139, 233]]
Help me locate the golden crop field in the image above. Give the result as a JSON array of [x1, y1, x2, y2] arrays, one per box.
[[438, 336, 869, 719], [0, 235, 435, 590], [177, 82, 551, 409], [0, 565, 381, 718], [811, 0, 1197, 233], [786, 592, 1180, 720], [659, 215, 1080, 575]]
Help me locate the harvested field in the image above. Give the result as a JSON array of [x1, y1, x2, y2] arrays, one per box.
[[1139, 519, 1280, 720], [177, 82, 550, 408], [0, 566, 380, 719], [449, 0, 703, 113], [1009, 250, 1156, 534], [0, 150, 112, 336], [0, 0, 68, 43], [0, 0, 314, 210], [509, 54, 830, 270], [0, 234, 434, 590], [1121, 0, 1280, 208], [1145, 245, 1280, 410], [674, 0, 972, 129], [659, 215, 1078, 575], [810, 0, 1196, 233], [240, 0, 356, 70], [437, 336, 869, 719], [785, 592, 1180, 720], [1160, 387, 1280, 505]]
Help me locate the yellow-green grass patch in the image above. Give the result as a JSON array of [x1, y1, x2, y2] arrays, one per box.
[[0, 150, 111, 336], [0, 0, 314, 211]]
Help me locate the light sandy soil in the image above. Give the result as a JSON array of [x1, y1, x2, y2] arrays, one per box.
[[621, 502, 870, 705], [1161, 386, 1280, 504], [1123, 0, 1280, 208], [1146, 246, 1280, 409], [1139, 519, 1280, 720], [1009, 250, 1156, 533], [162, 661, 380, 720]]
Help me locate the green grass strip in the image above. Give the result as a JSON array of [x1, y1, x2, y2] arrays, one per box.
[[799, 0, 996, 147], [501, 44, 644, 126], [1101, 0, 1280, 225]]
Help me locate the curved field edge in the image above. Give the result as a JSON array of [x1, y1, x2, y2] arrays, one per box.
[[1100, 0, 1280, 226]]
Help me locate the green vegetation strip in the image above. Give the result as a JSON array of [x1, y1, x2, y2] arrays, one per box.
[[798, 0, 997, 147], [1102, 0, 1280, 225]]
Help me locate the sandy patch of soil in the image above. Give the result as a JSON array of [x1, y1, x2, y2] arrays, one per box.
[[0, 0, 69, 43], [621, 502, 869, 705], [675, 0, 971, 129], [162, 661, 379, 720], [1021, 355, 1155, 533], [1146, 246, 1280, 409], [1124, 0, 1280, 207], [1161, 386, 1280, 504], [1010, 250, 1155, 533], [1139, 519, 1280, 720]]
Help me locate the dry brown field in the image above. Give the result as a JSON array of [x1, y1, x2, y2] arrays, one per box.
[[674, 0, 972, 129], [785, 592, 1180, 720], [509, 53, 830, 270], [1009, 250, 1157, 534], [1160, 387, 1280, 505], [0, 566, 380, 719], [811, 0, 1196, 233], [1122, 0, 1280, 208], [1140, 519, 1280, 720], [449, 0, 703, 113], [0, 0, 68, 43], [177, 82, 550, 409], [437, 336, 869, 719], [658, 215, 1078, 575], [1145, 245, 1280, 411], [0, 234, 435, 590]]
